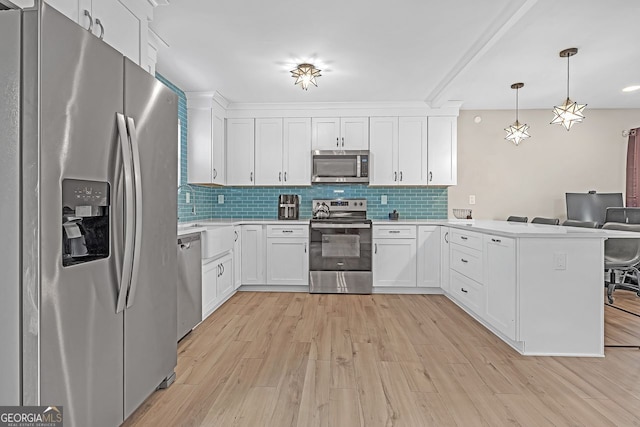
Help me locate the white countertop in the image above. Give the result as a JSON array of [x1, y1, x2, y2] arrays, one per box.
[[178, 218, 640, 239]]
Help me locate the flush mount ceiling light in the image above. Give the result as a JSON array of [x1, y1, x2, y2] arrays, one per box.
[[551, 48, 586, 131], [290, 63, 321, 91], [505, 83, 530, 146]]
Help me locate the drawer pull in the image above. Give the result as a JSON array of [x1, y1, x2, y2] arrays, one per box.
[[282, 230, 293, 233], [460, 236, 468, 240], [461, 288, 468, 293], [389, 230, 401, 234], [491, 238, 502, 243], [460, 258, 468, 263]]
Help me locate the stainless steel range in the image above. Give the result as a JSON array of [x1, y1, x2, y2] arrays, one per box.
[[309, 199, 372, 294]]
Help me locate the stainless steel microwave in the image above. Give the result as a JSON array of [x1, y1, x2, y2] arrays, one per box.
[[312, 150, 369, 183]]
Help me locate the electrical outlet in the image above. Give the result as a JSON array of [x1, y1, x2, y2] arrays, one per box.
[[218, 194, 224, 204], [469, 195, 476, 205], [185, 192, 190, 204], [554, 252, 567, 270], [381, 195, 388, 205]]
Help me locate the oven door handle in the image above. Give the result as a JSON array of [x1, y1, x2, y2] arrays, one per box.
[[311, 223, 371, 229]]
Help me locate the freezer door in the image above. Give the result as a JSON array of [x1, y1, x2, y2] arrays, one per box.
[[0, 9, 21, 406], [36, 4, 125, 426], [123, 58, 178, 419]]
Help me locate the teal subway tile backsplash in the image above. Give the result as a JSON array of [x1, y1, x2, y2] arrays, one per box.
[[156, 74, 448, 221]]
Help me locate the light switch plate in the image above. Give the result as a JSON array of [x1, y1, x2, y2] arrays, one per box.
[[553, 252, 567, 270], [185, 192, 190, 204], [469, 195, 476, 205], [381, 195, 388, 205], [218, 194, 224, 204]]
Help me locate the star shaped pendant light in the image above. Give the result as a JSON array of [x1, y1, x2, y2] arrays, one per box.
[[290, 63, 321, 90], [551, 48, 586, 131], [505, 83, 530, 146]]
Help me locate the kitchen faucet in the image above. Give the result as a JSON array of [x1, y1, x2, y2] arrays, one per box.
[[177, 184, 196, 219]]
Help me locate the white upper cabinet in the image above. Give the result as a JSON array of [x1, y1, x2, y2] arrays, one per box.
[[369, 117, 426, 186], [283, 118, 312, 185], [312, 117, 369, 150], [255, 118, 311, 186], [427, 116, 457, 185], [187, 107, 225, 185], [226, 119, 255, 186], [45, 0, 149, 69]]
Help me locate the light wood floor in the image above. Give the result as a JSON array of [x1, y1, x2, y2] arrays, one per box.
[[125, 292, 640, 427]]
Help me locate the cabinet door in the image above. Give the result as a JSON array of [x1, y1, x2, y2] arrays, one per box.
[[283, 118, 311, 185], [91, 0, 141, 64], [241, 225, 265, 285], [217, 254, 234, 300], [226, 119, 255, 186], [211, 112, 225, 185], [369, 117, 398, 186], [398, 117, 427, 185], [484, 235, 516, 340], [202, 259, 218, 319], [440, 227, 451, 292], [311, 117, 340, 150], [266, 238, 309, 285], [187, 108, 212, 184], [341, 117, 369, 149], [373, 239, 417, 287], [45, 0, 82, 23], [427, 116, 457, 185], [417, 226, 441, 288], [233, 227, 241, 289], [255, 118, 284, 185]]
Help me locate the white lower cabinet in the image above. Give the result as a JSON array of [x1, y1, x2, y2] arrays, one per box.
[[233, 226, 241, 289], [450, 270, 484, 315], [373, 226, 417, 287], [241, 225, 265, 285], [483, 234, 516, 340], [266, 227, 309, 286], [201, 252, 234, 319], [440, 227, 451, 292], [417, 226, 441, 287]]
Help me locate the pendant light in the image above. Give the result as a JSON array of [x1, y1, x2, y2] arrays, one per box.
[[551, 48, 586, 131], [505, 83, 530, 146]]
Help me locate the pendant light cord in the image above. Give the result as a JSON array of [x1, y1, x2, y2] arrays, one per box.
[[515, 87, 519, 122], [566, 55, 570, 99]]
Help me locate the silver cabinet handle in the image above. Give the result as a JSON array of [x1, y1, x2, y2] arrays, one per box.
[[126, 117, 143, 309], [279, 172, 282, 182], [375, 243, 378, 254], [342, 137, 345, 147], [491, 238, 501, 243], [336, 137, 339, 147], [217, 264, 221, 277], [429, 171, 433, 182], [213, 168, 217, 179], [460, 236, 468, 240], [116, 113, 134, 314], [399, 171, 403, 181], [284, 171, 287, 182], [234, 230, 238, 242], [444, 232, 449, 243], [394, 171, 397, 182], [389, 230, 401, 234], [83, 10, 94, 33], [304, 242, 307, 253], [250, 172, 253, 182], [282, 230, 293, 233], [95, 17, 104, 40], [221, 264, 225, 275], [461, 288, 468, 293], [461, 258, 468, 263]]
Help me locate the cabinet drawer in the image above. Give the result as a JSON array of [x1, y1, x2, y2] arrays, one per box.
[[450, 270, 484, 315], [373, 225, 417, 238], [450, 229, 483, 250], [451, 245, 483, 282], [266, 224, 308, 238]]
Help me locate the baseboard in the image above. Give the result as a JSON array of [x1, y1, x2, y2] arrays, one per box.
[[238, 285, 309, 293], [372, 287, 444, 294]]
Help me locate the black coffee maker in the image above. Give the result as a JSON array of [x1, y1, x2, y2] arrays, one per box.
[[278, 194, 299, 220]]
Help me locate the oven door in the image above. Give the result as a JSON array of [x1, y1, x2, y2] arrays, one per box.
[[309, 222, 372, 293]]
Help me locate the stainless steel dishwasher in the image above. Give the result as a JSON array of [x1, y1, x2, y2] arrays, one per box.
[[177, 232, 202, 341]]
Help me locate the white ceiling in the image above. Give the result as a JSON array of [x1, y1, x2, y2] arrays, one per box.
[[152, 0, 640, 109]]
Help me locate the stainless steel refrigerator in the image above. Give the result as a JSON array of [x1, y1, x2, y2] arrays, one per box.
[[0, 2, 178, 426]]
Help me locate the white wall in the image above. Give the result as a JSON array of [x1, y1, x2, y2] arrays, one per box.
[[449, 109, 640, 220]]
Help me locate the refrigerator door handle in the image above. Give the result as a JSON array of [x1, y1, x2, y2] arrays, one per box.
[[116, 113, 135, 314], [126, 117, 144, 308]]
